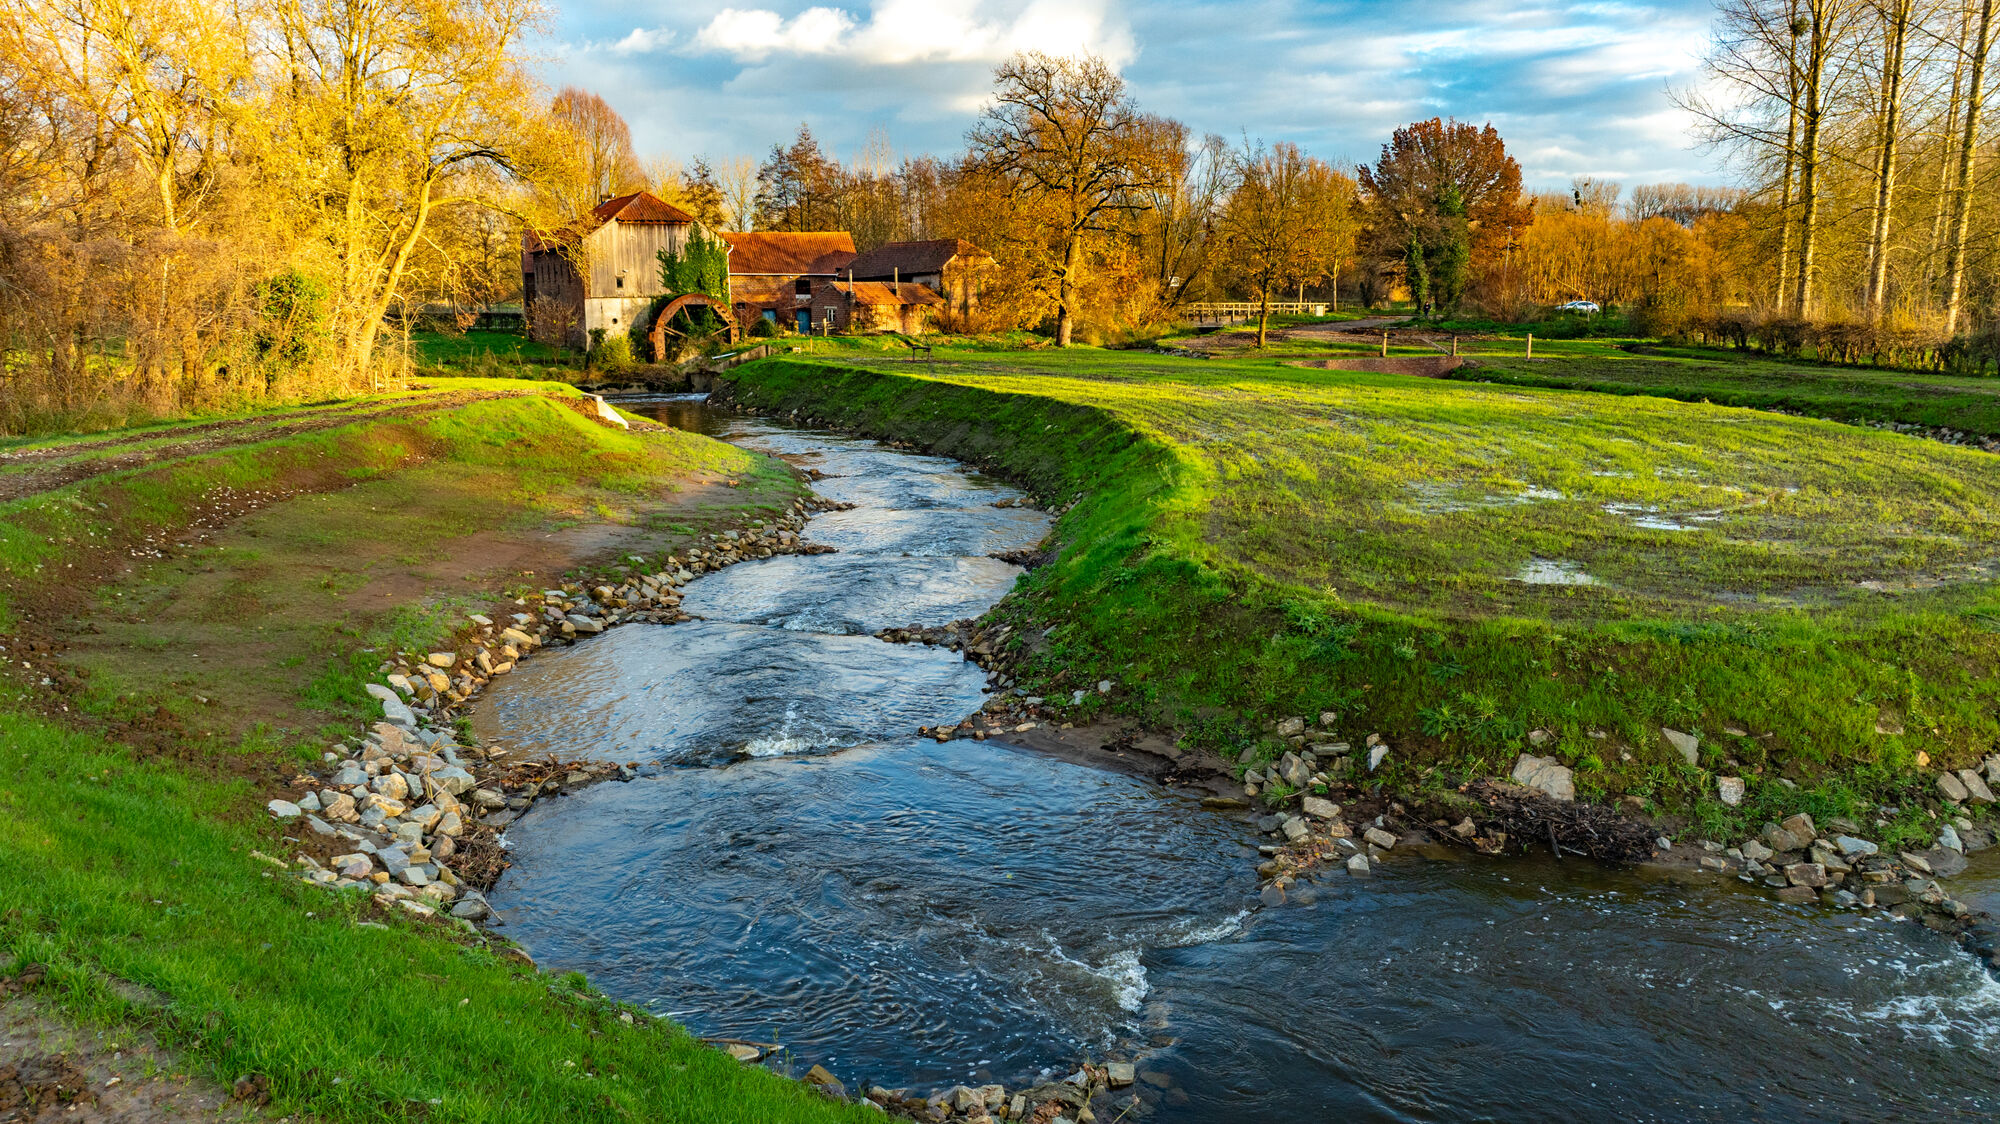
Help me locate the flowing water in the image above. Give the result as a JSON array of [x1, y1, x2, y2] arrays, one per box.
[[481, 396, 2000, 1120]]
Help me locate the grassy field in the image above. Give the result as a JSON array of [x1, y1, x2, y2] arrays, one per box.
[[1, 379, 864, 1122], [1462, 346, 2000, 436], [723, 347, 2000, 846]]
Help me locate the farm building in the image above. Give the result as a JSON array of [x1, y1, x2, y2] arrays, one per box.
[[721, 232, 858, 333], [843, 239, 994, 323], [521, 191, 726, 349]]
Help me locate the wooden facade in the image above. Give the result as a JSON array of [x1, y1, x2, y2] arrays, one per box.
[[522, 192, 706, 350]]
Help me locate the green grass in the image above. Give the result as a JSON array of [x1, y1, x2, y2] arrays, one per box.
[[721, 347, 2000, 832], [1459, 346, 2000, 436], [408, 329, 569, 370], [0, 381, 846, 1121], [0, 708, 869, 1123]]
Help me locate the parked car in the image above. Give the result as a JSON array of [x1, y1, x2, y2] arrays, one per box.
[[1557, 300, 1601, 314]]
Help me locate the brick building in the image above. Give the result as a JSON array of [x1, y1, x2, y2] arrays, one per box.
[[522, 192, 712, 349]]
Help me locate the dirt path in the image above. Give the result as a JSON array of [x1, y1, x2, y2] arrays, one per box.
[[0, 390, 511, 504], [2, 992, 289, 1123]]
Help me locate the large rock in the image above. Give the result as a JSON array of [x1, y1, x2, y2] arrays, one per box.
[[1364, 827, 1398, 850], [1274, 716, 1306, 739], [266, 799, 301, 819], [429, 765, 475, 796], [1959, 769, 1996, 804], [363, 683, 417, 729], [1276, 752, 1311, 788], [1761, 823, 1804, 853], [1780, 813, 1816, 841], [1834, 835, 1878, 857], [1784, 862, 1828, 888], [1511, 754, 1575, 801], [1716, 776, 1745, 806], [1662, 727, 1700, 766], [1301, 796, 1341, 819], [1939, 825, 1965, 853], [1939, 772, 1970, 802], [1739, 839, 1774, 863]]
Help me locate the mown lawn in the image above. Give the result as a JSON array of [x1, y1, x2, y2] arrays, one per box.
[[1, 382, 856, 1123], [725, 348, 2000, 842]]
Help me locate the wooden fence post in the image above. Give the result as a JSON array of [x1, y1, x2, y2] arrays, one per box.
[[1526, 332, 1533, 359], [1451, 334, 1459, 356], [1380, 331, 1388, 358]]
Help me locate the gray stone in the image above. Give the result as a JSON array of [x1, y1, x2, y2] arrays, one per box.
[[1938, 772, 1970, 802], [296, 791, 321, 812], [1346, 853, 1371, 875], [1740, 839, 1774, 863], [1364, 827, 1398, 850], [1367, 744, 1389, 772], [364, 683, 417, 729], [1274, 716, 1306, 738], [1662, 727, 1699, 765], [1716, 776, 1745, 806], [1784, 862, 1827, 888], [430, 765, 475, 795], [1105, 1063, 1135, 1088], [333, 765, 367, 787], [1302, 796, 1340, 819], [1899, 851, 1933, 875], [1259, 882, 1286, 907], [1959, 769, 1996, 804], [1834, 835, 1878, 857], [266, 799, 301, 819], [1780, 813, 1816, 841], [1761, 823, 1805, 853], [304, 815, 336, 837], [1510, 753, 1574, 801], [377, 847, 411, 877], [469, 788, 506, 810], [1939, 824, 1964, 853], [1276, 752, 1311, 788], [1918, 848, 1968, 877], [1281, 817, 1310, 844], [566, 614, 604, 635]]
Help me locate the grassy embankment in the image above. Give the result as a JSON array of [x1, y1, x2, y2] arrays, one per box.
[[1, 378, 867, 1122], [723, 347, 2000, 847]]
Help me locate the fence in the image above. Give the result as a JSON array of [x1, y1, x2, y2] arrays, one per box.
[[1181, 302, 1330, 324]]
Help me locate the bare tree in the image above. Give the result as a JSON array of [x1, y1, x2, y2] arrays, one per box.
[[1942, 0, 1996, 331], [547, 86, 644, 216]]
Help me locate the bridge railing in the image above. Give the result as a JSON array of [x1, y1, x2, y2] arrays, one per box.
[[1180, 302, 1330, 324]]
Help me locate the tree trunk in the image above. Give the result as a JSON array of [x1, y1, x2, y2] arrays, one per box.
[[1056, 230, 1078, 348], [1793, 8, 1832, 318], [1944, 0, 1996, 334], [1926, 35, 1969, 300], [1865, 0, 1910, 321], [1776, 9, 1801, 311], [1258, 285, 1271, 347]]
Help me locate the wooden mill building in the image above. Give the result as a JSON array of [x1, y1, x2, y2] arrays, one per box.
[[522, 191, 717, 349]]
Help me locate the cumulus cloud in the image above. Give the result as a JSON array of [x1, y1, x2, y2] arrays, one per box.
[[695, 7, 858, 59]]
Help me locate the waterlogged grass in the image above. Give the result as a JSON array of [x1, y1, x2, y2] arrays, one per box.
[[1461, 347, 2000, 436], [1, 382, 840, 1121], [0, 709, 869, 1124], [724, 349, 2000, 819]]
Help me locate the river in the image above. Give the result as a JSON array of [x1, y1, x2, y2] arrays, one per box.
[[477, 395, 2000, 1121]]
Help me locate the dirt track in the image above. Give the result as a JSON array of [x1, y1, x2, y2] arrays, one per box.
[[0, 391, 507, 503]]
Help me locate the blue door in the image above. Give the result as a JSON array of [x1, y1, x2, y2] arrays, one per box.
[[796, 310, 810, 333]]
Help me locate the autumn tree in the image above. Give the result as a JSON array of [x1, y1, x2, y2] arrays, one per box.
[[266, 0, 545, 384], [754, 124, 841, 231], [966, 51, 1172, 346], [1357, 118, 1530, 307], [546, 86, 644, 217], [1217, 142, 1353, 344]]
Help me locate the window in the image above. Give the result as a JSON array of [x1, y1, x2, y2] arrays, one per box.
[[794, 279, 812, 296], [761, 309, 777, 322], [616, 275, 625, 289]]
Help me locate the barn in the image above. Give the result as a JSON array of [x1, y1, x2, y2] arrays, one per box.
[[521, 191, 725, 349]]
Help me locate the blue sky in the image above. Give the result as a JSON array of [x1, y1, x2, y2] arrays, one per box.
[[543, 0, 1726, 190]]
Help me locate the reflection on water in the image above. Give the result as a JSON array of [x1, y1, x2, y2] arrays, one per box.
[[481, 396, 2000, 1121]]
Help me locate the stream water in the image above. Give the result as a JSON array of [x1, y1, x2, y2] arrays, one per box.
[[480, 395, 2000, 1121]]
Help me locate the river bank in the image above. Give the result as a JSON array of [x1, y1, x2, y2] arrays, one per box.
[[465, 394, 2000, 1121]]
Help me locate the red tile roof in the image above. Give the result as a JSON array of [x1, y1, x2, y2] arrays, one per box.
[[834, 281, 946, 307], [845, 239, 989, 280], [591, 191, 698, 225], [721, 231, 858, 275]]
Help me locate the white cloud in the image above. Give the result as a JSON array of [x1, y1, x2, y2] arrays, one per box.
[[610, 26, 676, 54], [694, 7, 858, 60], [689, 0, 1133, 67]]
